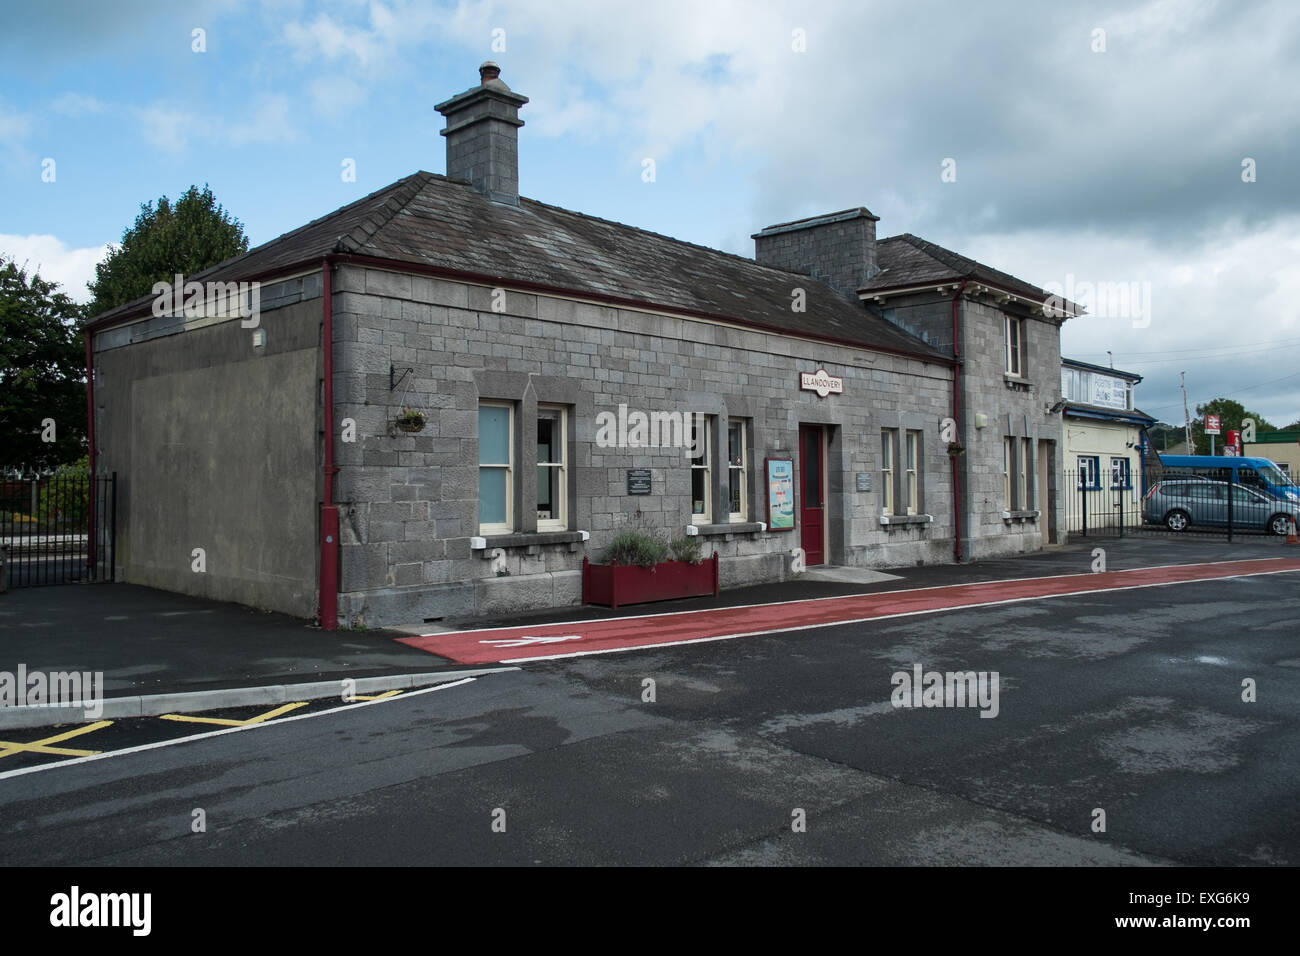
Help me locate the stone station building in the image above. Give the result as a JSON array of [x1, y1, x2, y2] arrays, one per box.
[[84, 64, 1076, 628]]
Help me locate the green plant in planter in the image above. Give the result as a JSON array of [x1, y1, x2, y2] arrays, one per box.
[[395, 408, 426, 433], [668, 534, 704, 564], [602, 529, 667, 567]]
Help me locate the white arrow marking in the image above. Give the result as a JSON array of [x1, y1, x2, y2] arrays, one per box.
[[478, 635, 584, 648]]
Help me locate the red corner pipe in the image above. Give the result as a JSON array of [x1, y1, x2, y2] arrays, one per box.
[[319, 258, 339, 629], [950, 279, 968, 563]]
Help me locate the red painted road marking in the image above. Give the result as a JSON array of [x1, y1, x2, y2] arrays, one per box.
[[397, 557, 1300, 665]]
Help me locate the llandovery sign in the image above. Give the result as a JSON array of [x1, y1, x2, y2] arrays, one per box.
[[799, 369, 843, 398]]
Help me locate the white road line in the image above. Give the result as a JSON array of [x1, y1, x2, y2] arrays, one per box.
[[426, 556, 1296, 638], [0, 677, 480, 782], [503, 566, 1300, 663]]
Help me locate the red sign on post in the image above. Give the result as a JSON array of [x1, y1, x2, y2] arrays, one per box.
[[1204, 414, 1221, 435]]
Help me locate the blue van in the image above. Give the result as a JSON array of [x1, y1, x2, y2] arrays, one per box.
[[1156, 455, 1299, 503]]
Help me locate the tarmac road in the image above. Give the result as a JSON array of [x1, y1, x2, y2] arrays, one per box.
[[2, 560, 1295, 866]]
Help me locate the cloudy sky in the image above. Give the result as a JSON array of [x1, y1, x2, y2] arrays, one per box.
[[3, 0, 1298, 425]]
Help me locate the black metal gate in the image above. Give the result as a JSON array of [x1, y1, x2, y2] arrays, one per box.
[[0, 472, 116, 588], [1067, 464, 1289, 540]]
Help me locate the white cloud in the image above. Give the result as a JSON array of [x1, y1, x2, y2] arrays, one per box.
[[51, 92, 106, 117], [136, 94, 297, 153], [227, 94, 295, 144], [0, 98, 34, 171], [138, 105, 199, 153], [0, 234, 108, 303]]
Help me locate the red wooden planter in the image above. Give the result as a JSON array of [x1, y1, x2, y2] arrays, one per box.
[[582, 553, 719, 609]]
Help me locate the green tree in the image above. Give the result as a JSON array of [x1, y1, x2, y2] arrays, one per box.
[[86, 184, 249, 316], [0, 256, 86, 469], [1190, 398, 1275, 454], [35, 455, 90, 530]]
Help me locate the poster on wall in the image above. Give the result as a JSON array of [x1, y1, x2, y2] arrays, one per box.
[[766, 458, 795, 531]]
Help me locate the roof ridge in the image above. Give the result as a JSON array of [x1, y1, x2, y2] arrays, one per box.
[[188, 172, 431, 282], [337, 171, 434, 253]]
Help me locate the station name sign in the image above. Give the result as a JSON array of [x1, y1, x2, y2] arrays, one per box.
[[799, 369, 844, 398]]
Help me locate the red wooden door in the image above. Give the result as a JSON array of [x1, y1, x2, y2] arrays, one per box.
[[799, 424, 825, 566]]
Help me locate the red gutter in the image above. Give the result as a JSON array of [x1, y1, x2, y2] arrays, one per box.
[[319, 258, 339, 630], [950, 280, 968, 563], [84, 331, 96, 575]]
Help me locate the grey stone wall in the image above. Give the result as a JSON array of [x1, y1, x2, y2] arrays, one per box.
[[91, 287, 322, 617], [330, 263, 960, 627], [957, 297, 1065, 558]]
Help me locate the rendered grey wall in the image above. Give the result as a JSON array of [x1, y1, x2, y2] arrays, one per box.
[[92, 296, 321, 617]]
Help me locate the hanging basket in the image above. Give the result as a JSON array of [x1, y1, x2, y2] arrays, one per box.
[[946, 442, 966, 457], [394, 411, 426, 433]]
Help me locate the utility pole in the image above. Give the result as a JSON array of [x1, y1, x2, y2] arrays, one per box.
[[1181, 372, 1193, 454]]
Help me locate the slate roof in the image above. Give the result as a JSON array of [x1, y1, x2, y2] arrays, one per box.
[[863, 233, 1058, 302], [86, 171, 947, 361]]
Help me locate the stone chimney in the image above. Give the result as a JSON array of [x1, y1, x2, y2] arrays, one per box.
[[435, 62, 529, 206], [752, 207, 879, 300]]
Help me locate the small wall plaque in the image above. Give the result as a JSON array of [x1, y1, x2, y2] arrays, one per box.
[[627, 469, 652, 495], [856, 472, 872, 492]]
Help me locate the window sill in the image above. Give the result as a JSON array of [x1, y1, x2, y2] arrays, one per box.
[[689, 522, 766, 539], [472, 530, 590, 555], [1003, 375, 1031, 392], [880, 514, 933, 526], [1001, 510, 1040, 522]]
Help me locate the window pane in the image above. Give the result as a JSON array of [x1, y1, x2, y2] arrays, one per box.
[[537, 465, 559, 519], [907, 432, 917, 470], [479, 467, 506, 525], [804, 430, 821, 507], [691, 418, 708, 463], [692, 467, 707, 515], [730, 470, 742, 514], [537, 410, 560, 464], [479, 406, 510, 464], [881, 431, 892, 469], [728, 422, 743, 465]]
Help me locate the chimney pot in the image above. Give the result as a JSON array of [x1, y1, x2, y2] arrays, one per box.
[[479, 61, 501, 84]]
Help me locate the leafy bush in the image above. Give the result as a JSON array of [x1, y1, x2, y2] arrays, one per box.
[[602, 530, 667, 567], [668, 534, 704, 564], [36, 456, 90, 530]]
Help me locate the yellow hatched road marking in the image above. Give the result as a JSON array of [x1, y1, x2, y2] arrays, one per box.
[[160, 701, 309, 727], [0, 720, 115, 759], [346, 690, 402, 702]]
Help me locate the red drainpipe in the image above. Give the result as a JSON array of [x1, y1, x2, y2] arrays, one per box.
[[84, 330, 96, 574], [950, 279, 968, 563], [319, 258, 339, 629]]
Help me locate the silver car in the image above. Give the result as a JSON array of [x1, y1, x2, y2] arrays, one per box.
[[1143, 479, 1299, 534]]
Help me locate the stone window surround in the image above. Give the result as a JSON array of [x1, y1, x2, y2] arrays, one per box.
[[874, 409, 934, 528], [473, 370, 590, 545], [1001, 411, 1055, 522], [688, 393, 765, 535]]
